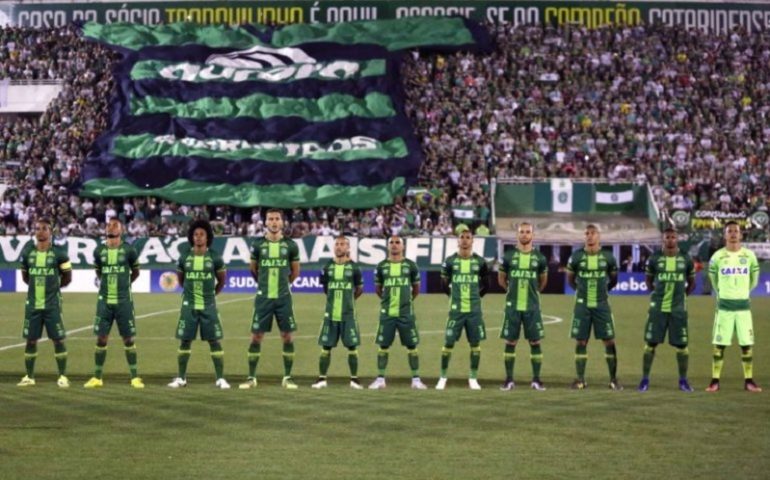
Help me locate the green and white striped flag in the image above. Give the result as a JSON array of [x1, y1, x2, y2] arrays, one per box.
[[452, 206, 475, 220], [595, 184, 634, 212]]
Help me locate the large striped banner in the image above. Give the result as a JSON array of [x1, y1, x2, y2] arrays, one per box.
[[79, 18, 491, 207]]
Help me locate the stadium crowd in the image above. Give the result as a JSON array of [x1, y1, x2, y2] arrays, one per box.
[[2, 22, 770, 238]]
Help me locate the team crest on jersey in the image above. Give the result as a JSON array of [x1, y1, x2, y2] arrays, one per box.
[[281, 247, 288, 256], [579, 262, 586, 268], [261, 248, 268, 256], [532, 260, 538, 268], [740, 257, 748, 265], [205, 261, 212, 269], [101, 254, 108, 263], [118, 254, 126, 264], [599, 260, 606, 268], [404, 267, 409, 274], [47, 256, 54, 266], [658, 261, 665, 269], [185, 261, 192, 269], [677, 261, 685, 269]]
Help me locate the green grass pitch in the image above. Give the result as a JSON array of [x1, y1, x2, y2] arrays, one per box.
[[1, 292, 768, 479]]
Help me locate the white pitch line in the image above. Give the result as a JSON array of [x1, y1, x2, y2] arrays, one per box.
[[0, 297, 253, 352], [0, 315, 564, 342]]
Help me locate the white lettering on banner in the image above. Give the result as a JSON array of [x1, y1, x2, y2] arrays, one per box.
[[222, 237, 250, 264], [0, 236, 31, 264], [430, 237, 445, 265], [310, 236, 335, 263], [293, 276, 321, 288], [356, 238, 387, 265], [153, 135, 381, 157], [158, 61, 362, 83], [614, 277, 647, 292], [68, 237, 98, 265], [395, 6, 476, 19], [0, 236, 495, 267], [325, 6, 379, 23], [649, 8, 770, 35], [405, 237, 430, 263], [138, 237, 173, 265]]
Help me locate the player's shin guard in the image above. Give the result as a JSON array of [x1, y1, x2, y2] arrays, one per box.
[[347, 348, 359, 377], [282, 342, 295, 377], [675, 347, 689, 379], [504, 344, 516, 379], [712, 346, 725, 380], [642, 344, 656, 378], [24, 344, 37, 377], [94, 344, 108, 379], [741, 347, 754, 380], [178, 341, 192, 379], [605, 345, 617, 380], [209, 342, 224, 380], [124, 343, 138, 379], [247, 343, 261, 378], [470, 345, 481, 379], [440, 346, 453, 377], [319, 348, 331, 377], [530, 344, 543, 379], [377, 348, 389, 376], [53, 343, 68, 375], [407, 348, 419, 377], [575, 344, 588, 381]]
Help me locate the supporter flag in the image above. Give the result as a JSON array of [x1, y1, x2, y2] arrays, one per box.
[[551, 178, 572, 213], [595, 184, 635, 212], [452, 206, 475, 220], [78, 19, 491, 208]]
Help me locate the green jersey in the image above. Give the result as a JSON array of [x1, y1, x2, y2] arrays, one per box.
[[375, 258, 420, 318], [320, 259, 363, 321], [708, 247, 759, 311], [94, 243, 139, 304], [567, 248, 618, 308], [441, 253, 488, 314], [501, 248, 547, 312], [250, 237, 300, 299], [645, 250, 694, 313], [20, 244, 71, 310], [177, 249, 225, 310]]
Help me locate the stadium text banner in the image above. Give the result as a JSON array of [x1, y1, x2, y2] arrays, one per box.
[[0, 235, 497, 271], [6, 1, 770, 34], [148, 269, 422, 294]]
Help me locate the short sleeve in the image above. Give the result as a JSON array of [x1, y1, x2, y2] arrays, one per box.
[[353, 263, 363, 287], [127, 245, 140, 269], [410, 260, 420, 284], [213, 252, 225, 272], [289, 240, 300, 262], [537, 252, 547, 275], [57, 247, 72, 272], [319, 261, 329, 288], [250, 239, 261, 262], [177, 252, 186, 273], [645, 254, 656, 276]]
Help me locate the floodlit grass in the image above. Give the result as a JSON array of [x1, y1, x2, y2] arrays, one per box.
[[1, 293, 768, 479]]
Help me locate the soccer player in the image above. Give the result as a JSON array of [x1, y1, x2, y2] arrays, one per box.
[[566, 224, 622, 390], [706, 221, 761, 392], [497, 222, 548, 391], [239, 209, 300, 390], [311, 236, 364, 389], [638, 228, 696, 392], [17, 218, 72, 387], [84, 218, 144, 389], [369, 235, 426, 389], [167, 219, 230, 389], [436, 225, 489, 390]]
